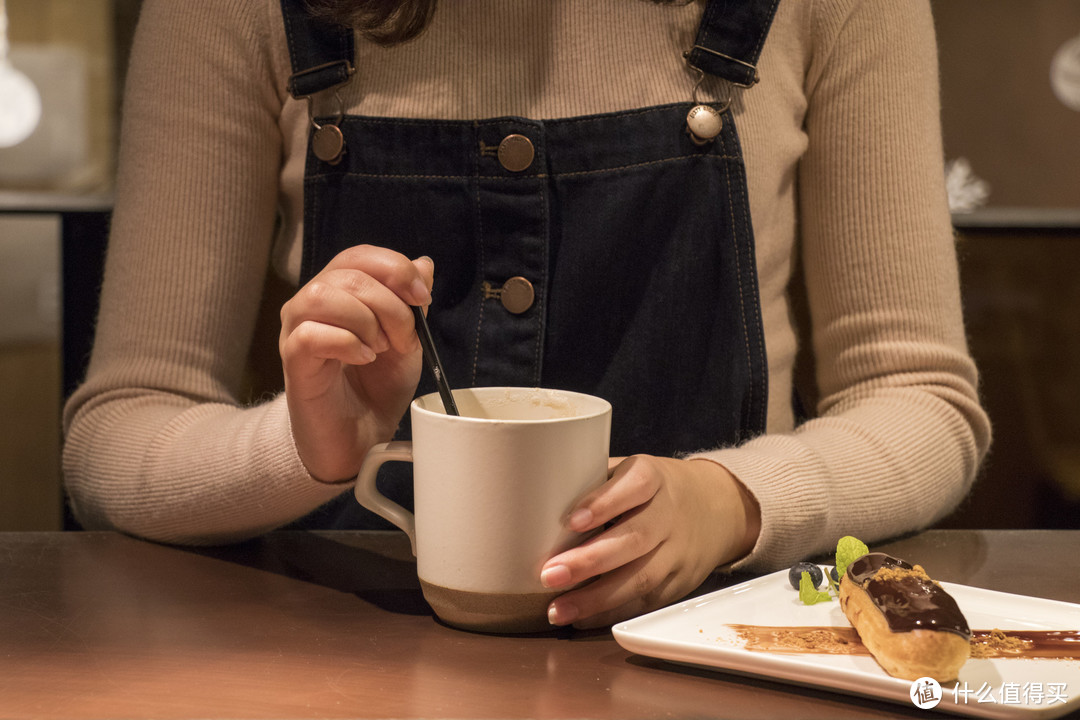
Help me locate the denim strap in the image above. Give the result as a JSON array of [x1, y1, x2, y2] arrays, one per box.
[[280, 0, 778, 93], [280, 0, 355, 98], [687, 0, 781, 87]]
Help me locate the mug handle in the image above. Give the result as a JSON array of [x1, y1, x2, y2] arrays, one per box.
[[353, 441, 417, 555]]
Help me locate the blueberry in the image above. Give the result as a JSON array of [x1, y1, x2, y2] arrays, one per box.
[[830, 566, 840, 585], [788, 561, 824, 590]]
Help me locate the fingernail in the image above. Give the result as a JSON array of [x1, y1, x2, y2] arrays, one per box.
[[359, 345, 377, 364], [410, 278, 432, 305], [540, 564, 571, 589], [548, 601, 578, 626], [418, 255, 434, 268], [568, 508, 593, 532], [374, 329, 390, 352]]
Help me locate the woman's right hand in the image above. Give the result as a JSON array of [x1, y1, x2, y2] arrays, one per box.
[[279, 245, 434, 483]]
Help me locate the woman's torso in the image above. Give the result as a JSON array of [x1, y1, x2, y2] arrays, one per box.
[[267, 0, 813, 436]]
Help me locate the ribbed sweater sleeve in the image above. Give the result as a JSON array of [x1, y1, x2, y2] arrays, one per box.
[[62, 0, 346, 543], [698, 0, 991, 570]]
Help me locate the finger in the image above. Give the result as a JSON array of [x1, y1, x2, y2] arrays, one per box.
[[324, 245, 432, 306], [328, 268, 423, 354], [300, 265, 424, 356], [547, 545, 676, 628], [284, 278, 392, 353], [565, 456, 659, 532], [413, 255, 435, 302], [541, 504, 661, 590], [567, 571, 682, 630], [282, 321, 378, 392]]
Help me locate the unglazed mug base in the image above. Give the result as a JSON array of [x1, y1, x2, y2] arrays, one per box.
[[420, 580, 558, 634]]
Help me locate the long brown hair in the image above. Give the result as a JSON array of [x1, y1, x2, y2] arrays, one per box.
[[303, 0, 437, 46], [305, 0, 689, 46]]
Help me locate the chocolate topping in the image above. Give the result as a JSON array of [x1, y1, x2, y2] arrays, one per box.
[[846, 552, 971, 639]]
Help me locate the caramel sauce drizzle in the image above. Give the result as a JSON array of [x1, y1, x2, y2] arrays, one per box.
[[726, 625, 1080, 660]]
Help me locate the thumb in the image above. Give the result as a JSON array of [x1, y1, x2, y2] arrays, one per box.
[[414, 255, 435, 295]]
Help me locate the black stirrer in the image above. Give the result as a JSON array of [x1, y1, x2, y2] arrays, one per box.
[[411, 305, 459, 416]]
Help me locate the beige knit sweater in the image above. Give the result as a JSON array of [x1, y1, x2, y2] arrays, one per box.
[[63, 0, 991, 570]]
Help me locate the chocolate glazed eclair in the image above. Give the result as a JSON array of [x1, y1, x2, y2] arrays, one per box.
[[838, 553, 971, 681]]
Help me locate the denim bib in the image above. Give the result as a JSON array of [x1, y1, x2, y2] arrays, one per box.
[[282, 0, 777, 528]]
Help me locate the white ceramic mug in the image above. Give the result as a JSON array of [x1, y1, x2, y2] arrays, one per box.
[[354, 386, 612, 633]]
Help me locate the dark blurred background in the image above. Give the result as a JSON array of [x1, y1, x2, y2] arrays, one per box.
[[933, 1, 1080, 529]]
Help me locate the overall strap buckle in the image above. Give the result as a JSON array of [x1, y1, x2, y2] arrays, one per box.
[[684, 47, 760, 90], [682, 0, 780, 145], [280, 0, 356, 164], [287, 59, 355, 100], [684, 0, 780, 87]]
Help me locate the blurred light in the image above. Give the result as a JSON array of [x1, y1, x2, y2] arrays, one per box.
[[0, 62, 41, 147], [1050, 34, 1080, 112], [0, 2, 42, 148]]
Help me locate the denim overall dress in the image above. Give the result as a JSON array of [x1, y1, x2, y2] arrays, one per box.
[[280, 0, 777, 528]]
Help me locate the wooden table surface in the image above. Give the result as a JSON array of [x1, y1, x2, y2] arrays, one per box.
[[0, 529, 1077, 719]]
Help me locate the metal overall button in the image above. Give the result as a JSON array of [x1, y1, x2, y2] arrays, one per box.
[[685, 104, 723, 145], [682, 53, 738, 146], [312, 125, 345, 163], [306, 89, 347, 164], [482, 277, 535, 314], [497, 134, 535, 172], [500, 277, 534, 313]]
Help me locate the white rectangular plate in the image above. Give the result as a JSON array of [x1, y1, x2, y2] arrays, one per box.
[[613, 570, 1080, 719]]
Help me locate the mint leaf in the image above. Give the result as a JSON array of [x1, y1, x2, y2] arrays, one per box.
[[835, 536, 870, 580], [799, 571, 831, 605]]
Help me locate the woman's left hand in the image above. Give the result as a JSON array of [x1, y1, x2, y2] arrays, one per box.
[[540, 455, 760, 629]]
